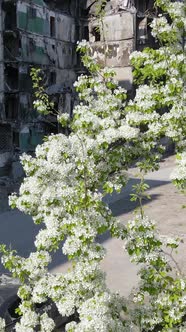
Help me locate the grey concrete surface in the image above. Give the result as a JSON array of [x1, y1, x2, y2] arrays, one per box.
[[0, 155, 186, 297]]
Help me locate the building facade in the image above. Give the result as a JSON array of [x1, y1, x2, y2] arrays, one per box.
[[87, 0, 155, 89], [0, 0, 87, 175], [0, 0, 154, 177]]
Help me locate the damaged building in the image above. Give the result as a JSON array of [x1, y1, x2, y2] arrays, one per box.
[[0, 0, 86, 177], [87, 0, 156, 89], [0, 0, 155, 179]]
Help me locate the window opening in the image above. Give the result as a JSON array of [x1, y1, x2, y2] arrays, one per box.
[[92, 27, 101, 42], [29, 38, 36, 53], [83, 26, 89, 41], [4, 4, 16, 30], [5, 66, 19, 90], [28, 6, 37, 18], [50, 16, 56, 37], [5, 96, 19, 120], [49, 71, 56, 85], [13, 131, 20, 149]]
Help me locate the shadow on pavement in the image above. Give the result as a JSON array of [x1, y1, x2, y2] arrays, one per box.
[[0, 177, 169, 273]]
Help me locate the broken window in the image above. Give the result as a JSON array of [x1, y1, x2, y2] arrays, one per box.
[[75, 25, 80, 41], [19, 67, 32, 92], [4, 2, 16, 30], [137, 17, 148, 45], [29, 38, 36, 53], [13, 131, 19, 149], [5, 95, 19, 120], [76, 52, 82, 67], [19, 38, 22, 54], [83, 26, 89, 41], [50, 16, 56, 37], [44, 0, 71, 13], [0, 124, 12, 152], [49, 71, 56, 85], [28, 6, 37, 19], [92, 27, 101, 42], [5, 66, 19, 91], [135, 0, 155, 13], [135, 0, 146, 12], [4, 34, 20, 60]]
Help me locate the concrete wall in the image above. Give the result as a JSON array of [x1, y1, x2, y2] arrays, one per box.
[[20, 34, 76, 68], [91, 39, 133, 67], [103, 12, 134, 42], [16, 1, 78, 79], [17, 1, 76, 42], [1, 0, 78, 166], [89, 10, 135, 89]]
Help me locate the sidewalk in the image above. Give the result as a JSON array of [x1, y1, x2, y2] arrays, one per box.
[[51, 155, 186, 296], [0, 155, 185, 297]]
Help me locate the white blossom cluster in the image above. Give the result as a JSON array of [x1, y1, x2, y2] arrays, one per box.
[[0, 318, 5, 332], [170, 152, 186, 189], [129, 0, 185, 194], [124, 215, 164, 264], [0, 0, 185, 330], [33, 99, 47, 114], [150, 1, 185, 42], [128, 1, 185, 144], [15, 309, 39, 332], [124, 214, 186, 330], [150, 15, 174, 39], [40, 313, 55, 332], [1, 44, 143, 331], [65, 292, 126, 332]]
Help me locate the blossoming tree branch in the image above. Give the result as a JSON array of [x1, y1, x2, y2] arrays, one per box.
[[0, 0, 185, 331]]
